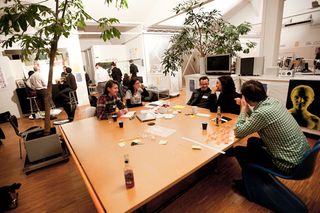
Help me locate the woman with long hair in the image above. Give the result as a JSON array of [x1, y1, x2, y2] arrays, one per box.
[[209, 76, 241, 114], [125, 78, 149, 108]]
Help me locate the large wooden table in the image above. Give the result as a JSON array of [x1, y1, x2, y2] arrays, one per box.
[[59, 106, 239, 213]]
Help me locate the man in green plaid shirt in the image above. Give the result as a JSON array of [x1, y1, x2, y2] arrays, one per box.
[[228, 80, 310, 178]]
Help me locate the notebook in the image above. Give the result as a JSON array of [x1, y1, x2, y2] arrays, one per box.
[[136, 112, 156, 122]]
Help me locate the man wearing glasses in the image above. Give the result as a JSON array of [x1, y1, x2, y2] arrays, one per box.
[[187, 76, 212, 109]]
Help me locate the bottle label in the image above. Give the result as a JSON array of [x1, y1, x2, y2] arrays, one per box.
[[124, 170, 135, 189]]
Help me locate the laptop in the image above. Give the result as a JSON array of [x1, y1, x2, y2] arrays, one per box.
[[136, 112, 156, 122]]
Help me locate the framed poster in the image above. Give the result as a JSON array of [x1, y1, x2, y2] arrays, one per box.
[[286, 79, 320, 131]]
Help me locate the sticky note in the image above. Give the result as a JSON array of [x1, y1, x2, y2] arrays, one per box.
[[132, 139, 141, 143], [192, 145, 202, 150], [118, 142, 126, 147], [159, 140, 168, 145]]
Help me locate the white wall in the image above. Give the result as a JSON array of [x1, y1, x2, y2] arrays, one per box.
[[0, 57, 22, 117], [124, 33, 146, 82], [225, 0, 320, 70], [80, 38, 112, 51], [91, 44, 128, 73]]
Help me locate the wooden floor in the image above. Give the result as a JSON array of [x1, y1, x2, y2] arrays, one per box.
[[0, 92, 319, 213]]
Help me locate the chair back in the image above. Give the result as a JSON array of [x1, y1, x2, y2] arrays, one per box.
[[291, 141, 320, 180], [8, 115, 20, 136]]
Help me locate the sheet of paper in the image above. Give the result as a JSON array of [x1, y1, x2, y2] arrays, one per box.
[[144, 105, 155, 109], [164, 114, 175, 119], [145, 126, 176, 138], [121, 111, 136, 118], [172, 105, 186, 109], [196, 113, 210, 118], [150, 100, 164, 106]]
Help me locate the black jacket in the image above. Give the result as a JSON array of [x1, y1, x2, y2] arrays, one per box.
[[130, 64, 139, 77], [187, 88, 212, 109], [209, 91, 241, 114], [111, 67, 122, 83]]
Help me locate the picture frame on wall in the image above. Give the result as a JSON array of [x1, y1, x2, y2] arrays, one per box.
[[15, 79, 26, 88], [286, 79, 320, 132]]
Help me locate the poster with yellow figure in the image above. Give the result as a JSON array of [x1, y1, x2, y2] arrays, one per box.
[[286, 80, 320, 131]]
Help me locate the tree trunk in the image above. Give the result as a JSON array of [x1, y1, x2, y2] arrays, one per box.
[[199, 56, 206, 75], [44, 39, 58, 134]]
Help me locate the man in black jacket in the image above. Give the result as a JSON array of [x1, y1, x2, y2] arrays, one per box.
[[55, 67, 77, 122], [187, 76, 212, 109], [129, 59, 139, 78], [111, 62, 122, 83]]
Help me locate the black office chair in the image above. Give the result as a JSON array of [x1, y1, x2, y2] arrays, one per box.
[[242, 141, 320, 213], [8, 115, 42, 159]]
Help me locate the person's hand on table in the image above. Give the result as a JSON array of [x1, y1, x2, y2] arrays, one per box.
[[119, 108, 128, 116]]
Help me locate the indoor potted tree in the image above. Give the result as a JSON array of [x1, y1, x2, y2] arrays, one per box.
[[161, 0, 256, 76], [0, 0, 128, 133], [0, 0, 128, 173]]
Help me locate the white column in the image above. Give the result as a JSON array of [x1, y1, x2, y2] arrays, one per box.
[[260, 0, 284, 72]]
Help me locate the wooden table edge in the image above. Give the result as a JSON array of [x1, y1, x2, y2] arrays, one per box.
[[59, 125, 106, 213]]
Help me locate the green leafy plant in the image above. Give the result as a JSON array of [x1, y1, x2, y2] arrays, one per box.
[[0, 0, 128, 133], [161, 0, 256, 76]]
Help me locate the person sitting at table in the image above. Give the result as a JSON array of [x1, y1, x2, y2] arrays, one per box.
[[96, 80, 128, 119], [227, 80, 310, 196], [55, 67, 77, 122], [187, 76, 211, 109], [208, 76, 241, 114], [125, 77, 149, 108]]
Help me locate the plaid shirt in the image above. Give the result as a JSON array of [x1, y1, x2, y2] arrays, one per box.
[[235, 97, 310, 173], [96, 94, 125, 120]]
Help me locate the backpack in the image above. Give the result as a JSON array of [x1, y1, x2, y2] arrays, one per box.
[[0, 183, 21, 212]]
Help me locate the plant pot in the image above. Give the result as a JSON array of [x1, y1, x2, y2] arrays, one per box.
[[25, 129, 63, 163]]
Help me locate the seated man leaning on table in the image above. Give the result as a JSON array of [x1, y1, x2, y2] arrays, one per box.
[[227, 80, 310, 196], [96, 80, 128, 119], [187, 76, 212, 109]]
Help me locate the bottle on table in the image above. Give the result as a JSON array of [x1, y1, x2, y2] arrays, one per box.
[[216, 106, 222, 126], [124, 154, 135, 189]]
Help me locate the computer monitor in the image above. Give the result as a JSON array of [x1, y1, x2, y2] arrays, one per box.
[[206, 54, 231, 75]]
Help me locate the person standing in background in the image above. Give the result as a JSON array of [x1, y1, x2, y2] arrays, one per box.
[[110, 62, 123, 98], [25, 63, 47, 111], [95, 63, 109, 95], [111, 62, 122, 83], [129, 59, 139, 78]]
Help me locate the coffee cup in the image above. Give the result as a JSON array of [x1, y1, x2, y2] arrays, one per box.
[[202, 122, 208, 130], [118, 121, 123, 128], [112, 114, 118, 122]]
